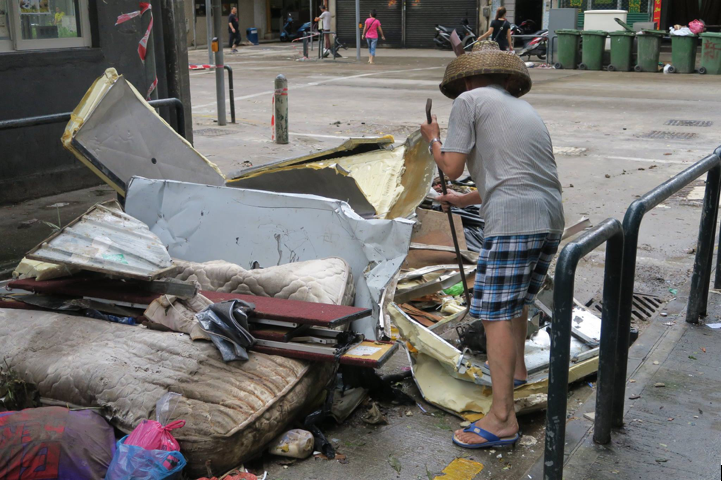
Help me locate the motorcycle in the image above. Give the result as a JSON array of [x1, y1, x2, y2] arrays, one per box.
[[510, 19, 538, 48], [280, 14, 312, 42], [434, 18, 476, 50], [516, 29, 548, 61]]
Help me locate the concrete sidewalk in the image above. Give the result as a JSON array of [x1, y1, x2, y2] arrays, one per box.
[[528, 278, 721, 480]]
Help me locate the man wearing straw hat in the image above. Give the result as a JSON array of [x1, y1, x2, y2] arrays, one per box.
[[420, 41, 564, 449]]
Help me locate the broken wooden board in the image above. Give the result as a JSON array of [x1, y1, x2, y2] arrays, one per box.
[[405, 209, 468, 269], [8, 278, 371, 328], [252, 340, 398, 368]]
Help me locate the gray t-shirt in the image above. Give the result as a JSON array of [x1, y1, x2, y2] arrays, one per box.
[[442, 85, 564, 237], [320, 11, 331, 31]]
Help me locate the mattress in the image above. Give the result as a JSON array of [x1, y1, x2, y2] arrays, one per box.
[[0, 309, 333, 476], [173, 257, 355, 307]]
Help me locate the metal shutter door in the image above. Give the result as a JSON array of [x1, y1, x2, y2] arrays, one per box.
[[405, 0, 479, 49], [336, 0, 404, 48]]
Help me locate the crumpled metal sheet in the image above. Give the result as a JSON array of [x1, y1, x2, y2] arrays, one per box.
[[61, 68, 225, 196], [124, 177, 415, 339], [26, 200, 175, 281], [227, 131, 436, 219]]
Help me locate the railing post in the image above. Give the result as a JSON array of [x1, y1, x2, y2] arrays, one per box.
[[612, 206, 643, 427], [593, 226, 624, 444], [687, 164, 721, 323], [273, 74, 288, 144], [714, 235, 721, 290], [224, 65, 236, 124], [544, 244, 578, 480]]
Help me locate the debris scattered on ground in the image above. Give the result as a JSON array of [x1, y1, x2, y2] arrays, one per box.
[[362, 402, 389, 425], [653, 361, 660, 365], [701, 347, 706, 353], [660, 312, 668, 317], [17, 219, 38, 229], [655, 458, 668, 463], [667, 418, 674, 421], [689, 355, 697, 360], [434, 458, 484, 480], [388, 455, 402, 474], [629, 379, 636, 383], [605, 174, 611, 178], [654, 383, 666, 388], [459, 421, 471, 428], [268, 429, 314, 459], [629, 394, 641, 400], [519, 435, 538, 446], [405, 410, 413, 416], [0, 362, 39, 411], [583, 412, 596, 421]]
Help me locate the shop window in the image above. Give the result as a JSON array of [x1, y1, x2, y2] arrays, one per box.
[[1, 0, 91, 52]]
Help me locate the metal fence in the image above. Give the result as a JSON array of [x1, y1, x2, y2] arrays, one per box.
[[559, 0, 651, 13], [543, 147, 721, 480]]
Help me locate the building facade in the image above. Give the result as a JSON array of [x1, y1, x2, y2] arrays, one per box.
[[0, 0, 191, 204]]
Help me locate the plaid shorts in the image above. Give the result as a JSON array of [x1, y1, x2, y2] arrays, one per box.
[[470, 233, 561, 321]]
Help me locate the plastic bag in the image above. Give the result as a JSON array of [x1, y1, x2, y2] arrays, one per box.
[[268, 429, 315, 459], [124, 392, 185, 451], [105, 436, 186, 480], [0, 407, 115, 479], [689, 19, 705, 34]]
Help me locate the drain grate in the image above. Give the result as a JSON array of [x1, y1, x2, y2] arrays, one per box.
[[638, 131, 698, 140], [585, 293, 664, 323], [664, 120, 713, 127], [195, 128, 235, 137]]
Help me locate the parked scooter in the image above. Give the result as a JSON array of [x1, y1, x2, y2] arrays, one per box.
[[280, 14, 312, 42], [516, 29, 548, 61], [434, 18, 476, 50], [510, 19, 538, 48]]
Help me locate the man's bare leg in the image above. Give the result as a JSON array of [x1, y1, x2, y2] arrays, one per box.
[[511, 305, 529, 381], [454, 320, 519, 445]]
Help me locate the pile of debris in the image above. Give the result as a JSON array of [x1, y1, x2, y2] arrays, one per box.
[[1, 67, 606, 479]]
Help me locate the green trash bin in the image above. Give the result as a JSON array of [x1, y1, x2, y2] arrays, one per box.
[[670, 34, 698, 73], [699, 32, 721, 74], [555, 29, 581, 69], [579, 30, 608, 70], [635, 29, 666, 72], [608, 31, 635, 71]]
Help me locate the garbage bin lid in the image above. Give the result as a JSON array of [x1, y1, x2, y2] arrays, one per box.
[[581, 30, 608, 36], [640, 29, 667, 36], [608, 30, 635, 37], [700, 32, 721, 38], [555, 29, 581, 35]]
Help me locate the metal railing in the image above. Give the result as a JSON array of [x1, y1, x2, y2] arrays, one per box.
[[0, 98, 188, 141], [611, 147, 721, 426], [543, 148, 721, 479], [544, 218, 624, 480], [189, 65, 236, 124]]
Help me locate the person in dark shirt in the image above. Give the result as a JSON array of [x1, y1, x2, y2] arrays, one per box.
[[228, 7, 241, 53], [478, 7, 512, 51]]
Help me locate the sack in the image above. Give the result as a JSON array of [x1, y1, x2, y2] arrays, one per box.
[[0, 407, 115, 480], [124, 393, 185, 451], [105, 436, 186, 480], [689, 19, 705, 34]]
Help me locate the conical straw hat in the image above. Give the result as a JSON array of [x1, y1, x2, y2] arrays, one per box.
[[440, 40, 532, 99]]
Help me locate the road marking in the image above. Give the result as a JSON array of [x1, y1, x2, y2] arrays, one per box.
[[191, 66, 444, 110], [603, 155, 690, 165], [289, 132, 350, 139]]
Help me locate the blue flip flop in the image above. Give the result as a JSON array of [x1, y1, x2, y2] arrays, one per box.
[[452, 423, 520, 449], [481, 362, 528, 388]]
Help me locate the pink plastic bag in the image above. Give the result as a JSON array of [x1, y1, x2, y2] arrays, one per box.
[[689, 19, 705, 34], [124, 392, 186, 451]]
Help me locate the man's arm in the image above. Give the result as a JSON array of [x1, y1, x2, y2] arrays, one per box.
[[229, 21, 235, 32], [420, 114, 468, 180]]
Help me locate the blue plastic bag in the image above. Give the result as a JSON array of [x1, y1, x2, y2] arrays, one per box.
[[105, 435, 186, 480]]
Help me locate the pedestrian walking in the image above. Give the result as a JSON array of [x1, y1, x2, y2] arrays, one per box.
[[361, 9, 386, 64], [478, 7, 513, 51], [420, 40, 564, 450], [228, 6, 242, 53]]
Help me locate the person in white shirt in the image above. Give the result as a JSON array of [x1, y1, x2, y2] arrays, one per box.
[[315, 4, 332, 50]]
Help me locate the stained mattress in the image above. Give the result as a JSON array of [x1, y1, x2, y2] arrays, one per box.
[[0, 309, 333, 476]]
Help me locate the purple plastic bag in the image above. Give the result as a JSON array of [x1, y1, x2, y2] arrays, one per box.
[[0, 407, 116, 480]]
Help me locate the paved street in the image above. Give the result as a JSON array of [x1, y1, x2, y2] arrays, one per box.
[[0, 43, 718, 480]]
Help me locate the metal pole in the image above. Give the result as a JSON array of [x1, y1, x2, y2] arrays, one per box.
[[355, 0, 361, 61], [715, 234, 721, 290], [212, 0, 226, 126], [699, 202, 719, 316], [686, 164, 721, 323], [593, 226, 624, 445], [273, 74, 288, 144], [224, 65, 236, 124], [206, 0, 213, 65]]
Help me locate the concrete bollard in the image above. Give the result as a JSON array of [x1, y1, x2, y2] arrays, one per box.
[[272, 74, 288, 144]]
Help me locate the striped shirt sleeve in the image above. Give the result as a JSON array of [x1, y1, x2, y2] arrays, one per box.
[[442, 95, 475, 154]]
